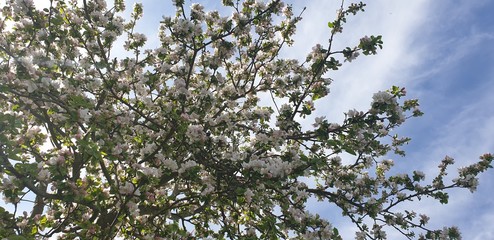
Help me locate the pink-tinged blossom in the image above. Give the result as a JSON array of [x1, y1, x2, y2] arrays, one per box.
[[201, 184, 215, 196], [141, 143, 156, 155], [119, 182, 137, 195], [141, 166, 162, 178], [190, 3, 205, 21], [37, 169, 51, 182], [287, 206, 305, 223], [242, 157, 293, 178], [0, 176, 16, 190], [244, 188, 254, 203], [25, 126, 41, 139], [126, 201, 140, 217], [361, 35, 371, 44], [16, 219, 28, 228], [186, 125, 206, 143]]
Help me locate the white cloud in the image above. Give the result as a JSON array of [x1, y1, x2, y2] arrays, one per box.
[[470, 211, 494, 240], [402, 76, 494, 238], [282, 0, 430, 123], [285, 0, 494, 238]]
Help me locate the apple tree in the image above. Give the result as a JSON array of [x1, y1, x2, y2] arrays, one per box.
[[0, 0, 491, 239]]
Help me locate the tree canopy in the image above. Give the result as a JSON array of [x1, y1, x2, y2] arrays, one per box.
[[0, 0, 492, 239]]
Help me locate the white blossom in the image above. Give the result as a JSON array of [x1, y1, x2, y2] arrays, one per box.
[[186, 125, 206, 142], [161, 158, 179, 172], [372, 91, 393, 104], [79, 109, 91, 122], [244, 188, 254, 203], [178, 160, 198, 174], [119, 182, 136, 195], [37, 169, 51, 182]]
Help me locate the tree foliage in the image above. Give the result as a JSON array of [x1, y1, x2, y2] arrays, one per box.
[[0, 0, 492, 239]]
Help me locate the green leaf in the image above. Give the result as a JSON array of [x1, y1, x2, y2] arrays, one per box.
[[0, 85, 9, 93], [327, 21, 334, 28], [68, 95, 92, 109], [391, 85, 400, 95], [342, 145, 357, 155], [95, 61, 107, 69], [333, 227, 343, 239], [326, 139, 341, 147], [311, 93, 320, 101], [39, 215, 48, 225], [31, 225, 38, 235], [6, 236, 27, 240]]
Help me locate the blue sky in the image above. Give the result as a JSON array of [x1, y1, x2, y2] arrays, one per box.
[[9, 0, 494, 239], [285, 1, 494, 239], [112, 0, 494, 238]]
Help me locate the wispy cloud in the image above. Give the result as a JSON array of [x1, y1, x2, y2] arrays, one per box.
[[283, 0, 430, 123], [288, 0, 494, 238]]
